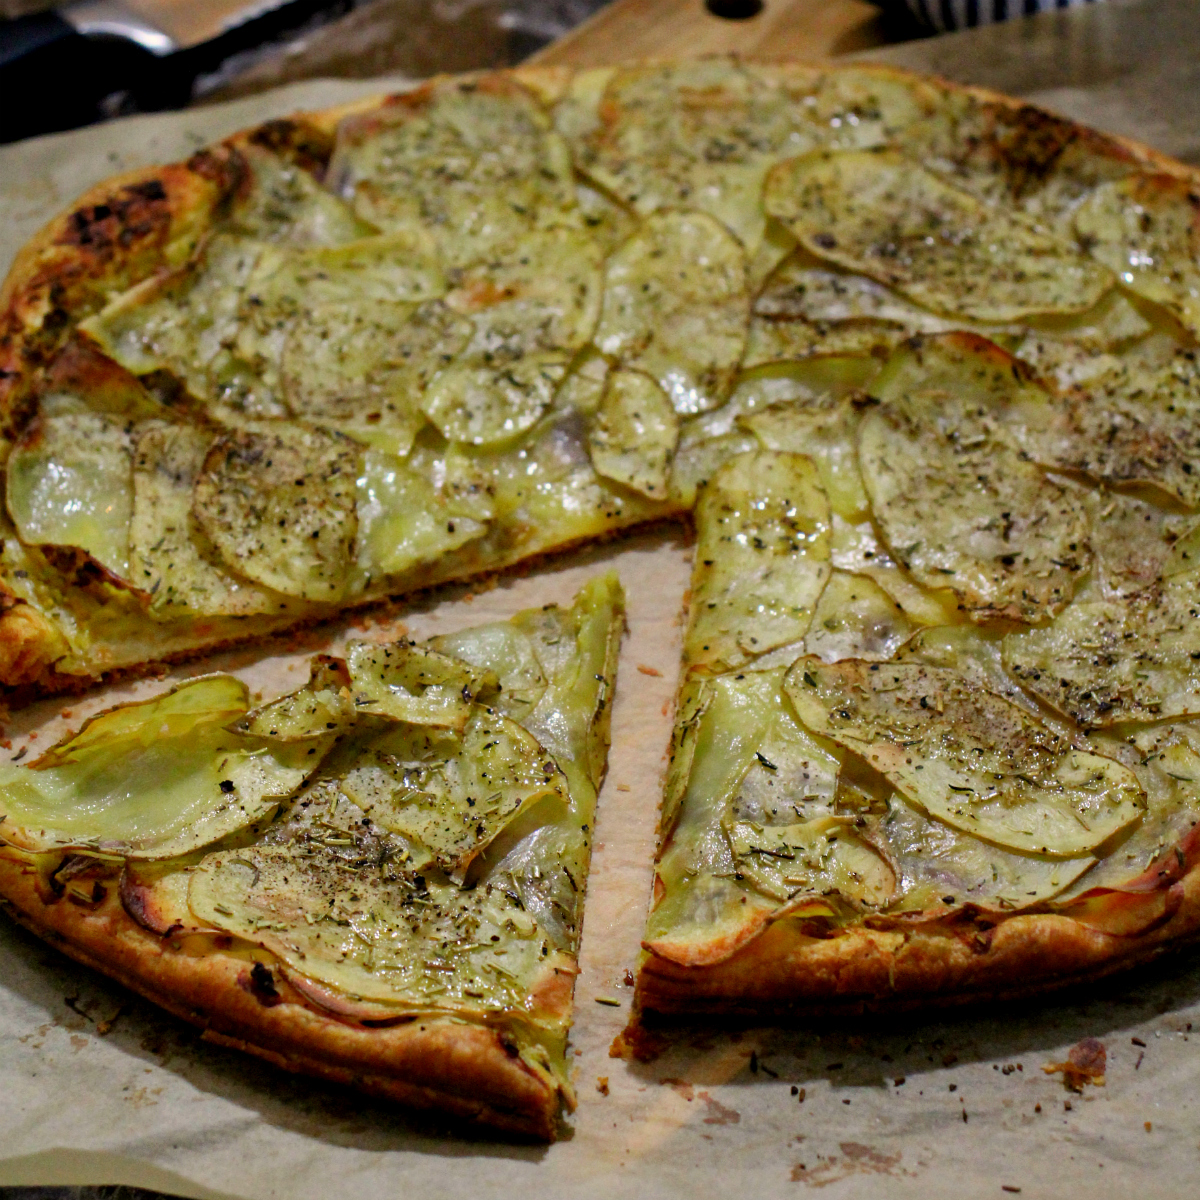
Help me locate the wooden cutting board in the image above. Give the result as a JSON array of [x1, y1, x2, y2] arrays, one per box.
[[531, 0, 890, 67]]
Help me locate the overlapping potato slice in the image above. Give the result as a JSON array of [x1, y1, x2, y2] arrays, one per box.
[[6, 410, 134, 579], [785, 658, 1145, 857], [81, 235, 274, 416], [329, 75, 576, 269], [421, 227, 604, 445], [354, 449, 489, 582], [234, 656, 355, 741], [1003, 572, 1200, 725], [861, 337, 1089, 623], [337, 707, 567, 878], [684, 450, 831, 672], [430, 621, 548, 724], [764, 148, 1114, 322], [0, 677, 312, 858], [803, 570, 914, 663], [879, 795, 1096, 913], [193, 423, 360, 602], [129, 421, 299, 617], [593, 210, 748, 415], [587, 368, 679, 498], [1003, 350, 1200, 508], [230, 140, 375, 246], [740, 392, 870, 520], [187, 574, 623, 1032], [344, 639, 497, 730], [1073, 173, 1200, 337], [1084, 491, 1198, 598], [571, 59, 818, 257], [900, 92, 1138, 230]]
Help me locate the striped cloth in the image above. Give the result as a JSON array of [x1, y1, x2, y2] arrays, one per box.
[[893, 0, 1107, 33]]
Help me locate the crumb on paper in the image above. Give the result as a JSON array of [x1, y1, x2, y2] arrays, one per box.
[[637, 664, 662, 676], [95, 1005, 123, 1036], [1145, 1121, 1153, 1132], [1043, 1037, 1106, 1091], [596, 1076, 609, 1095], [623, 969, 635, 986], [616, 783, 631, 792], [595, 995, 621, 1006]]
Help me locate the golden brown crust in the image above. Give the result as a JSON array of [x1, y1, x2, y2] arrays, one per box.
[[0, 852, 561, 1138], [635, 863, 1200, 1020]]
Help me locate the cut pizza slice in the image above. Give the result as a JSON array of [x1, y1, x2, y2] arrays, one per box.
[[0, 572, 623, 1138], [631, 410, 1200, 1024]]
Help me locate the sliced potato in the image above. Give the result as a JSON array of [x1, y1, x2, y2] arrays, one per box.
[[6, 412, 133, 579], [192, 423, 360, 602], [1004, 350, 1200, 509], [804, 570, 914, 663], [861, 336, 1089, 623], [785, 657, 1145, 857], [338, 706, 566, 877], [574, 59, 818, 256], [1084, 490, 1196, 598], [0, 676, 312, 858], [685, 450, 831, 672], [1073, 173, 1200, 337], [743, 313, 905, 366], [741, 394, 870, 520], [1003, 573, 1200, 725], [764, 148, 1114, 322], [879, 794, 1096, 913], [231, 141, 373, 246], [588, 368, 680, 498], [344, 639, 498, 730], [189, 840, 551, 1012], [429, 622, 548, 724], [82, 235, 272, 414], [668, 428, 759, 509], [129, 421, 297, 617], [329, 76, 576, 269], [593, 210, 748, 415], [422, 227, 603, 445], [354, 449, 489, 581], [234, 656, 355, 741]]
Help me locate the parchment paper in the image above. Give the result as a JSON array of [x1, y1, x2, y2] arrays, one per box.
[[2, 11, 1200, 1194]]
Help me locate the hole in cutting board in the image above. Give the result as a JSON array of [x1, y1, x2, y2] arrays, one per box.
[[705, 0, 765, 19]]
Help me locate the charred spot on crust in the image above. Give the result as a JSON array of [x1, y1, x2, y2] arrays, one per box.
[[185, 145, 247, 196], [243, 961, 284, 1007], [58, 180, 173, 253], [247, 119, 336, 178]]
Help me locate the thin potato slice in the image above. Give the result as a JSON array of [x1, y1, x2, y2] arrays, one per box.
[[337, 706, 567, 877], [354, 450, 489, 581], [193, 423, 360, 602], [329, 76, 576, 269], [587, 368, 679, 498], [6, 411, 133, 579], [784, 658, 1145, 857], [764, 148, 1114, 322], [189, 841, 554, 1012], [422, 227, 604, 445], [741, 394, 871, 520], [742, 314, 905, 367], [861, 337, 1089, 623], [429, 622, 548, 724], [228, 140, 373, 247], [879, 795, 1096, 913], [0, 677, 313, 858], [685, 450, 831, 672], [593, 210, 749, 415], [1073, 173, 1200, 337], [344, 640, 498, 731], [1005, 351, 1200, 509], [234, 656, 355, 741], [1084, 491, 1197, 598], [130, 421, 297, 617], [1003, 573, 1200, 726], [803, 570, 914, 663], [574, 59, 818, 257]]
